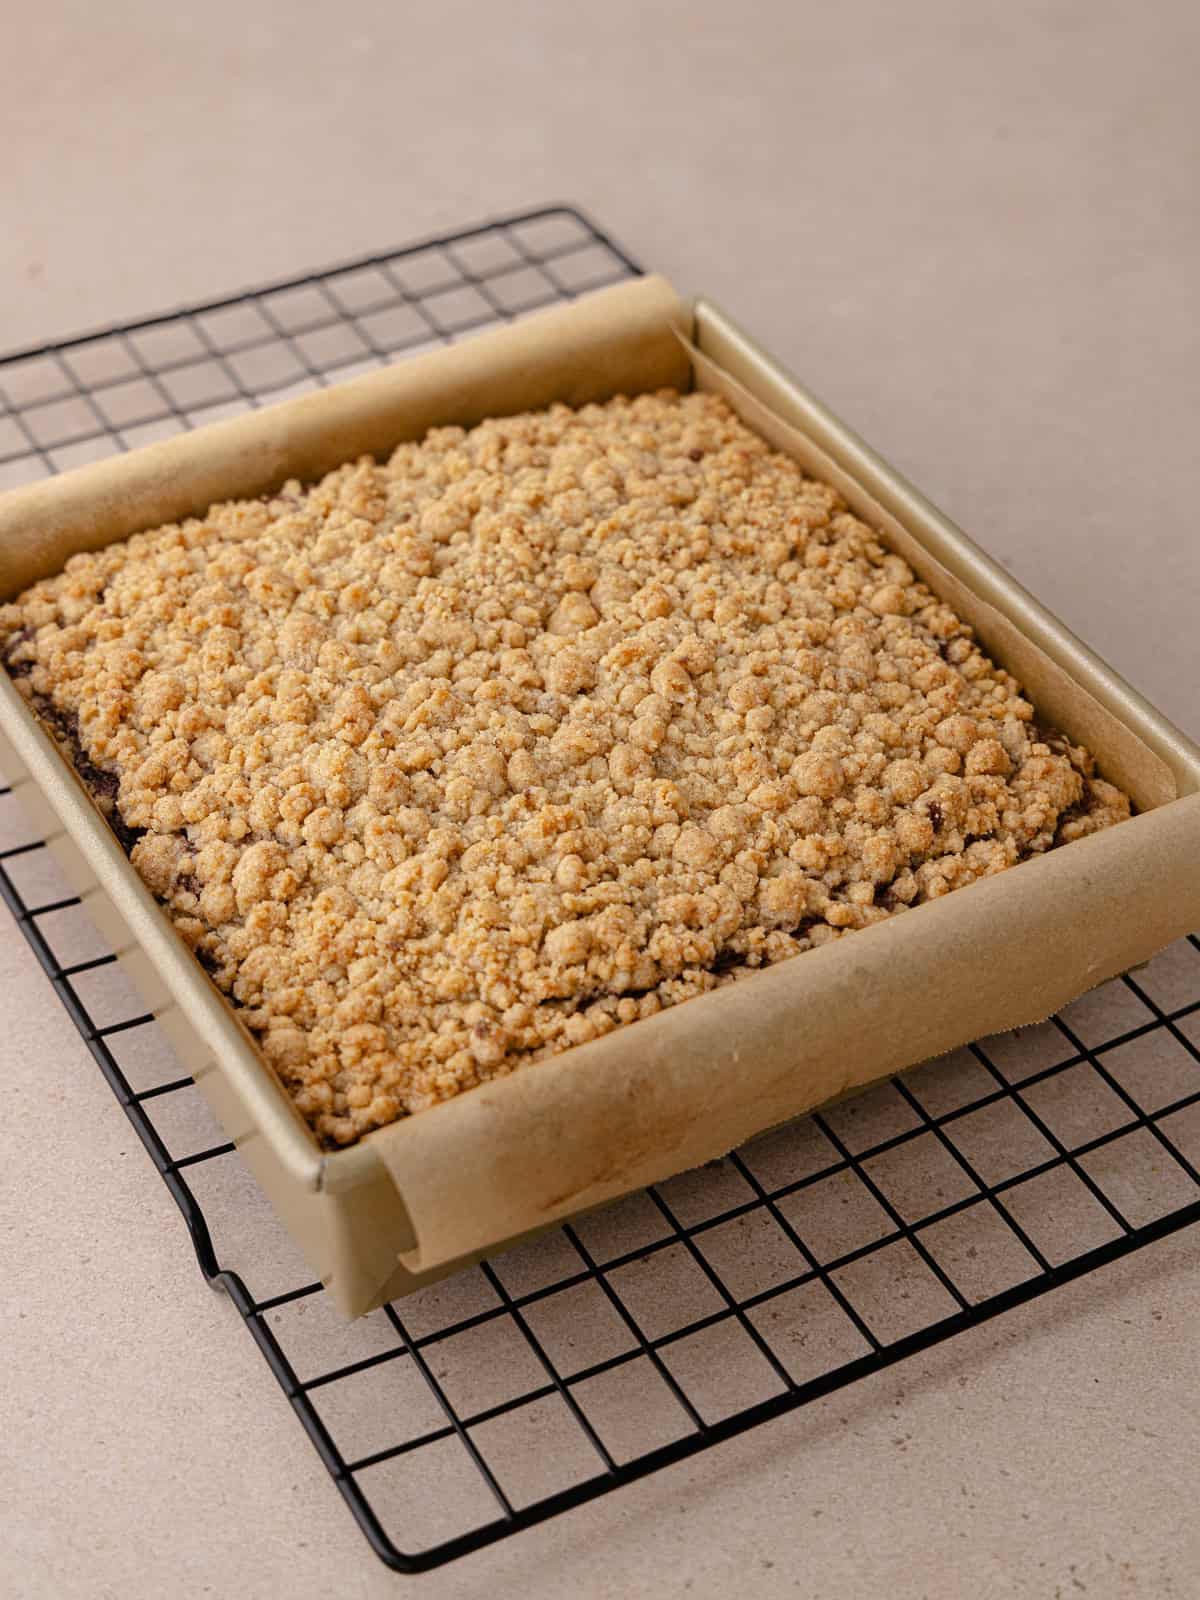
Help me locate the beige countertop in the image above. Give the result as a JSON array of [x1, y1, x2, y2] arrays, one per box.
[[1, 3, 1198, 1596]]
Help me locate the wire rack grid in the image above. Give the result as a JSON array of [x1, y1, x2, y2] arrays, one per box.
[[2, 204, 1199, 1575]]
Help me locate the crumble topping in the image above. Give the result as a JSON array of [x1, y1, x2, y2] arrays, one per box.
[[0, 391, 1131, 1145]]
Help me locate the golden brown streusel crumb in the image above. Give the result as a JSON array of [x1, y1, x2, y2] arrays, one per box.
[[0, 392, 1131, 1145]]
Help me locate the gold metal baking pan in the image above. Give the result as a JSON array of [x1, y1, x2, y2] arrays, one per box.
[[2, 275, 1198, 1315]]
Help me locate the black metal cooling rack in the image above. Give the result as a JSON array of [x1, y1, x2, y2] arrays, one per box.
[[2, 204, 1200, 1575]]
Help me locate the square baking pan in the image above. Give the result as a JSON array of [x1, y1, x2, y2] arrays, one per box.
[[2, 274, 1198, 1317]]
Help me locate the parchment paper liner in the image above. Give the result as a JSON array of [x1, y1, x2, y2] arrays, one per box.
[[2, 274, 1197, 1312]]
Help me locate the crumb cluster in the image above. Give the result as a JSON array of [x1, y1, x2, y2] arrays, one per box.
[[1, 391, 1131, 1146]]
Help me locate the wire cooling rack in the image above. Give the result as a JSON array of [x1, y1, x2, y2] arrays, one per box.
[[2, 205, 1200, 1575]]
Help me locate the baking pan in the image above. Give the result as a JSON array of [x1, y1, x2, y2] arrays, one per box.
[[2, 275, 1198, 1316]]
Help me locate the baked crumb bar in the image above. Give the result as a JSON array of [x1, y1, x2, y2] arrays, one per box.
[[1, 391, 1131, 1146]]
